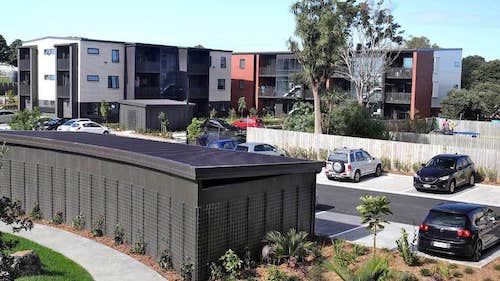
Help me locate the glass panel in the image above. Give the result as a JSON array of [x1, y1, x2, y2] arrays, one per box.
[[403, 57, 413, 69]]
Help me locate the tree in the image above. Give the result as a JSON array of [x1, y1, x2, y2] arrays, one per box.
[[289, 0, 356, 134], [0, 35, 8, 63], [157, 112, 170, 134], [99, 100, 109, 124], [470, 59, 500, 86], [404, 36, 439, 49], [237, 97, 246, 117], [283, 101, 314, 133], [461, 55, 486, 89], [186, 118, 204, 142], [441, 89, 487, 120], [337, 1, 403, 106], [9, 108, 41, 130], [356, 195, 392, 256], [472, 82, 500, 119], [8, 39, 22, 66]]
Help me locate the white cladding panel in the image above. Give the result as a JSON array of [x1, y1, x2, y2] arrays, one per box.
[[432, 49, 462, 108], [208, 51, 232, 102]]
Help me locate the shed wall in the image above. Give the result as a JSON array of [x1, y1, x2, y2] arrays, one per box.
[[119, 104, 146, 130]]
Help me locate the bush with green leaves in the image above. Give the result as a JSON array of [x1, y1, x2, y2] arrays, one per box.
[[265, 228, 315, 266], [186, 118, 204, 141], [9, 108, 41, 130], [420, 268, 431, 277], [114, 223, 125, 245], [265, 266, 288, 281], [283, 102, 315, 133], [411, 162, 421, 173], [158, 248, 173, 271], [91, 215, 105, 237], [208, 262, 224, 281], [308, 262, 326, 281], [395, 228, 420, 266], [29, 201, 42, 220], [332, 239, 355, 267], [464, 267, 474, 274], [220, 249, 242, 280], [130, 236, 146, 255], [380, 157, 391, 171], [71, 213, 85, 230], [228, 108, 237, 121], [249, 107, 258, 117], [390, 271, 418, 281], [180, 259, 194, 281], [51, 211, 64, 225], [356, 195, 392, 256], [329, 256, 389, 281], [495, 264, 500, 271], [352, 244, 368, 257]]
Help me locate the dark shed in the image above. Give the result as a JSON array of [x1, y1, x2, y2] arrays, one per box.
[[119, 99, 194, 131], [0, 131, 322, 280]]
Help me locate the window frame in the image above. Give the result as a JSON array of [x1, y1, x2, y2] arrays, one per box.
[[220, 57, 227, 68], [217, 79, 225, 90], [108, 76, 119, 89], [87, 75, 100, 82], [239, 80, 245, 89], [239, 58, 246, 69], [111, 49, 120, 63], [87, 48, 100, 55]]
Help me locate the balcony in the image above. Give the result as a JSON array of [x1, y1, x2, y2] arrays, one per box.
[[19, 59, 30, 71], [57, 85, 70, 98], [188, 63, 209, 75], [259, 65, 276, 77], [259, 86, 277, 97], [386, 67, 412, 79], [136, 60, 160, 73], [135, 86, 160, 99], [19, 83, 30, 97], [385, 92, 411, 104], [188, 87, 208, 99], [57, 58, 70, 70]]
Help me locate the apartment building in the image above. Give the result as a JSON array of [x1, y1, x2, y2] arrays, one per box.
[[231, 48, 462, 119], [18, 36, 232, 123]]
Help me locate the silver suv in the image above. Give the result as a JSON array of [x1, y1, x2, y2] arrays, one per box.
[[325, 148, 382, 182]]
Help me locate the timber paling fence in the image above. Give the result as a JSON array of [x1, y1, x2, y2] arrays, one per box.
[[390, 132, 500, 150], [435, 117, 500, 138], [248, 128, 500, 181]]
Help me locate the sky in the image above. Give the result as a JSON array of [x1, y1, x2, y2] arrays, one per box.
[[2, 0, 499, 60]]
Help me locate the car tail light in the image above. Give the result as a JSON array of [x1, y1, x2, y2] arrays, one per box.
[[457, 229, 471, 238], [419, 224, 429, 232], [347, 164, 352, 171], [76, 127, 81, 131]]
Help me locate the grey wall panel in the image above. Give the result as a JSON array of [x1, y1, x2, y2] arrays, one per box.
[[11, 161, 25, 205], [297, 186, 313, 232], [247, 193, 265, 248], [105, 179, 119, 236], [52, 167, 66, 221], [265, 190, 282, 233], [66, 169, 80, 225], [91, 175, 106, 233], [283, 187, 298, 231], [0, 160, 11, 198], [38, 165, 53, 219], [131, 186, 144, 245], [228, 198, 247, 251], [118, 182, 133, 244], [144, 189, 158, 257], [157, 193, 171, 260], [24, 163, 37, 211], [79, 173, 92, 229]]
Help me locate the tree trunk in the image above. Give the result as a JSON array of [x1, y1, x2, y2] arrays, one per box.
[[373, 225, 377, 256], [356, 83, 364, 105], [312, 85, 322, 134]]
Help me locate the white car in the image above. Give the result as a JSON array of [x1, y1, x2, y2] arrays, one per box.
[[325, 148, 382, 182], [56, 118, 91, 131], [234, 142, 285, 157], [68, 121, 110, 134], [0, 110, 16, 124]]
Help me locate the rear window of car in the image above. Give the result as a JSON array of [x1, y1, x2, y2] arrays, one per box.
[[425, 211, 467, 228], [328, 152, 348, 162], [235, 145, 249, 152], [64, 120, 75, 126]]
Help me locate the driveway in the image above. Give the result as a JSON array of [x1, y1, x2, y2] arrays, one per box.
[[317, 169, 500, 207]]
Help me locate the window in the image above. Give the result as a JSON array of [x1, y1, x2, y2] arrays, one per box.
[[87, 48, 99, 55], [108, 76, 119, 88], [432, 82, 439, 98], [43, 49, 55, 55], [254, 145, 275, 152], [403, 57, 413, 69], [235, 145, 249, 152], [355, 151, 365, 161], [112, 50, 119, 63], [239, 59, 246, 69], [87, 75, 99, 81], [44, 74, 56, 80], [217, 79, 225, 90], [220, 57, 227, 68], [239, 80, 245, 89], [361, 151, 372, 160]]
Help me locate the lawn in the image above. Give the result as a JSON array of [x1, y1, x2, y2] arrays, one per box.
[[3, 233, 93, 281]]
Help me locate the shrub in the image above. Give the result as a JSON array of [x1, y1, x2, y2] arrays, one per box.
[[265, 228, 315, 266], [308, 263, 325, 281], [391, 271, 418, 281], [411, 162, 421, 172], [9, 108, 41, 130], [283, 102, 314, 133], [448, 263, 458, 270], [352, 244, 368, 257], [495, 264, 500, 271], [420, 268, 431, 277], [394, 160, 402, 170], [464, 267, 474, 274], [395, 228, 420, 266], [29, 202, 42, 220], [265, 266, 287, 281], [400, 162, 410, 173], [242, 246, 256, 274], [158, 249, 173, 271], [433, 263, 450, 280], [180, 259, 194, 281], [209, 108, 218, 119], [249, 107, 258, 117], [228, 108, 237, 121], [329, 256, 389, 281], [91, 215, 105, 237], [71, 213, 85, 230], [208, 262, 224, 281], [452, 271, 463, 278], [287, 275, 300, 281], [51, 211, 64, 225], [476, 166, 486, 181], [186, 118, 204, 141], [486, 168, 497, 182], [220, 249, 242, 280], [130, 236, 146, 255], [381, 157, 391, 171], [332, 239, 355, 267], [114, 224, 125, 245]]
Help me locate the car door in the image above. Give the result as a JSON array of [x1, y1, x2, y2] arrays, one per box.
[[456, 158, 467, 186], [361, 150, 375, 174], [91, 123, 104, 134], [354, 151, 368, 175], [481, 209, 498, 248]]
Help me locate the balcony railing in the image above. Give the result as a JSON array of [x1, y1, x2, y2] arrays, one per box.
[[136, 61, 160, 73], [188, 87, 208, 99], [57, 85, 70, 98], [57, 58, 70, 70], [19, 59, 30, 71], [188, 63, 209, 75], [386, 67, 412, 79], [135, 86, 160, 99], [259, 86, 277, 97], [19, 83, 30, 97], [259, 65, 276, 76], [385, 92, 411, 104]]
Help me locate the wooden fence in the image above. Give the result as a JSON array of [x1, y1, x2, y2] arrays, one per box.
[[435, 117, 500, 138], [390, 132, 500, 150], [247, 128, 500, 181]]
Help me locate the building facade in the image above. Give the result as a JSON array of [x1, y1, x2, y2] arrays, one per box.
[[18, 37, 232, 122], [231, 48, 462, 119]]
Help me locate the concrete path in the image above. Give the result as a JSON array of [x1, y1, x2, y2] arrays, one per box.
[[0, 223, 166, 281], [113, 130, 186, 144], [315, 210, 499, 268], [317, 169, 500, 207]]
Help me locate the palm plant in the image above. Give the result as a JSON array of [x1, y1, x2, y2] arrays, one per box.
[[356, 195, 392, 256], [265, 228, 315, 267], [329, 256, 389, 281]]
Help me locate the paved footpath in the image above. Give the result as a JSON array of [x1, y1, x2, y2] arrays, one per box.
[[0, 223, 166, 281]]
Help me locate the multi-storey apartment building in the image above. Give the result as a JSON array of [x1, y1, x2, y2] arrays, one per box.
[[231, 48, 462, 119], [18, 36, 232, 122]]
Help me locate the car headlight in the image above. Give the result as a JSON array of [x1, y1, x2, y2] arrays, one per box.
[[439, 175, 450, 181]]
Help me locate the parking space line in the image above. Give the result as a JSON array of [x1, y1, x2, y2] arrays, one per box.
[[328, 224, 367, 239]]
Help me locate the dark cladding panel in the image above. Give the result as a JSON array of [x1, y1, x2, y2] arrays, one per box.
[[105, 179, 119, 236], [38, 165, 53, 219], [52, 167, 66, 221], [79, 173, 92, 229], [144, 189, 158, 257], [297, 186, 313, 232], [0, 160, 11, 198], [131, 185, 144, 245], [24, 163, 38, 210], [157, 192, 171, 260], [92, 175, 106, 233], [118, 182, 133, 244], [283, 187, 298, 230], [66, 169, 80, 225], [247, 193, 266, 246], [265, 190, 282, 233]]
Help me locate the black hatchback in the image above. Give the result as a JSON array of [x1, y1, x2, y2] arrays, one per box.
[[414, 154, 475, 193], [417, 203, 499, 261]]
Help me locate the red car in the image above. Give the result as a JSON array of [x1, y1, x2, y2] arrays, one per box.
[[232, 118, 264, 129]]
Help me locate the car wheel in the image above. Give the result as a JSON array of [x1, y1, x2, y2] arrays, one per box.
[[375, 165, 382, 177], [469, 173, 475, 186], [448, 180, 456, 194], [472, 240, 482, 262], [353, 170, 361, 183], [103, 131, 109, 135]]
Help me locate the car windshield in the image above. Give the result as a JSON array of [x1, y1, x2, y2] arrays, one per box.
[[328, 152, 348, 162], [63, 120, 75, 126], [235, 145, 249, 152], [426, 211, 467, 228], [217, 119, 231, 127], [71, 123, 80, 127], [426, 157, 455, 170]]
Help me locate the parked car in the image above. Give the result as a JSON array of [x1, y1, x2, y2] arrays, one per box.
[[56, 118, 91, 131], [234, 142, 284, 157], [0, 110, 16, 124], [325, 148, 382, 182], [40, 118, 68, 131], [414, 154, 475, 193], [199, 118, 241, 146], [68, 121, 110, 134], [206, 139, 242, 150], [417, 203, 499, 261], [232, 117, 264, 129]]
